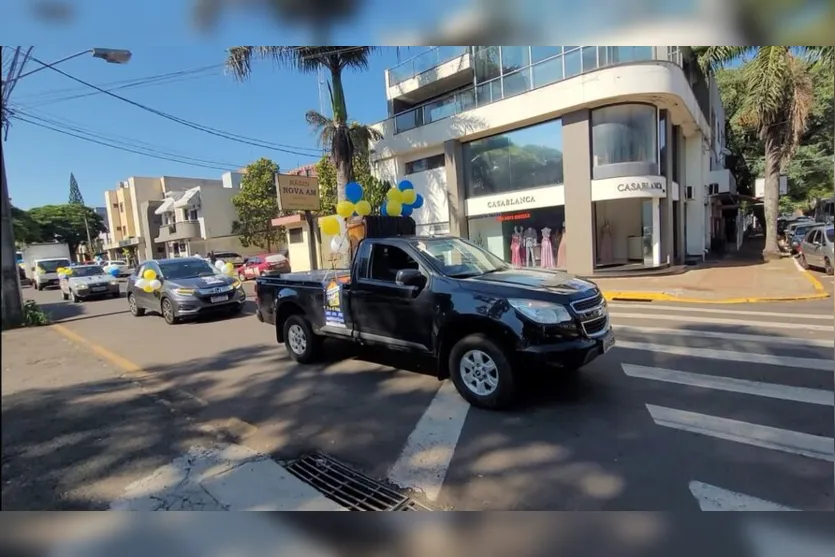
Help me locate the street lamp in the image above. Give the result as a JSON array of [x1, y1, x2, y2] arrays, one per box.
[[1, 46, 132, 329]]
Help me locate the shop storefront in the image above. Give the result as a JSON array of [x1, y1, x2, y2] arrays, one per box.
[[461, 119, 567, 269]]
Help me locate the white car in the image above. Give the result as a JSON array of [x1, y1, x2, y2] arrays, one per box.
[[105, 259, 132, 277], [60, 264, 122, 302], [31, 257, 72, 290]]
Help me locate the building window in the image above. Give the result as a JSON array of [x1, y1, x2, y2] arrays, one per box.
[[288, 228, 303, 244], [468, 207, 567, 269], [591, 104, 658, 179], [405, 154, 445, 175], [119, 202, 124, 211], [659, 110, 668, 176], [187, 209, 198, 221], [463, 119, 564, 198]]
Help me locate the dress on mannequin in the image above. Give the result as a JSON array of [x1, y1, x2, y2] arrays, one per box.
[[598, 220, 614, 265], [523, 227, 538, 267], [540, 227, 555, 268], [556, 222, 567, 268], [510, 226, 523, 267]]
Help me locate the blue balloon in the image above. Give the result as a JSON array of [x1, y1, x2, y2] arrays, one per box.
[[401, 204, 413, 217], [345, 182, 364, 204], [412, 193, 424, 209], [109, 267, 120, 277], [380, 200, 387, 216], [398, 179, 414, 192]]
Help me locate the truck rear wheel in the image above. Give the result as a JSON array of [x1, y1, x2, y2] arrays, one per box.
[[283, 315, 320, 364], [449, 333, 516, 410]]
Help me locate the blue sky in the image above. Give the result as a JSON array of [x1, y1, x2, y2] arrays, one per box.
[[2, 0, 461, 209]]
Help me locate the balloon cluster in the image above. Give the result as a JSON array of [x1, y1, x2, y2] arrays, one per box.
[[381, 180, 424, 217], [57, 266, 73, 278], [135, 268, 162, 293], [213, 259, 236, 277], [103, 264, 120, 277], [335, 181, 373, 219]]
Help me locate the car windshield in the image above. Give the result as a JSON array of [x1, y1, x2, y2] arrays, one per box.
[[795, 226, 814, 237], [38, 259, 71, 272], [158, 259, 218, 279], [73, 266, 105, 277], [826, 228, 834, 242], [410, 237, 509, 278]]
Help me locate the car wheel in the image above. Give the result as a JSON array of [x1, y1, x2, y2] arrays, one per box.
[[161, 298, 179, 325], [35, 283, 43, 291], [128, 293, 145, 316], [229, 302, 244, 315], [61, 290, 68, 301], [825, 257, 833, 276], [283, 315, 320, 364], [449, 333, 516, 410], [799, 254, 809, 269], [70, 290, 80, 303]]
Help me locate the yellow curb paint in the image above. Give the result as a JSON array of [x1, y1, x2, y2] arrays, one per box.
[[799, 268, 827, 294], [602, 291, 831, 305], [52, 323, 144, 375]]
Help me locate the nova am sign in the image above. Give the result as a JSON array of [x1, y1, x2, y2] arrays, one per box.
[[275, 173, 321, 212]]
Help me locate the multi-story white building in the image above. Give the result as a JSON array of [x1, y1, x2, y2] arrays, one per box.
[[370, 46, 733, 275]]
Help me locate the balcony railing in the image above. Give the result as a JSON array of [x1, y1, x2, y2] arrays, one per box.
[[155, 220, 200, 243], [387, 46, 472, 86], [393, 46, 681, 134]]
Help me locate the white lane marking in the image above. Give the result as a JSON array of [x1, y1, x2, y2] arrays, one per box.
[[110, 444, 346, 511], [646, 405, 835, 462], [688, 481, 797, 511], [387, 381, 470, 502], [608, 303, 834, 320], [614, 325, 835, 348], [622, 363, 834, 406], [610, 312, 834, 331], [617, 341, 833, 371]]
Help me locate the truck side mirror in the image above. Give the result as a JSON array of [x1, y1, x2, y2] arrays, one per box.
[[396, 269, 425, 289]]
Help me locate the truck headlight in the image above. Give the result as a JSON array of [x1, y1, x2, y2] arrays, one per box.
[[508, 299, 572, 324]]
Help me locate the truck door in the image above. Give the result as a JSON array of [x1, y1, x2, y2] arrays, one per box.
[[350, 242, 434, 353]]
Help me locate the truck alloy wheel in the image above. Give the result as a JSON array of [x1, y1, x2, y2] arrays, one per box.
[[283, 315, 319, 363], [449, 333, 515, 410]]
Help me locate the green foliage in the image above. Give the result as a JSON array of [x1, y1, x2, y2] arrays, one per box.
[[25, 204, 105, 254], [11, 205, 44, 245], [68, 172, 84, 205], [315, 154, 391, 215], [232, 158, 284, 250], [22, 300, 49, 327]]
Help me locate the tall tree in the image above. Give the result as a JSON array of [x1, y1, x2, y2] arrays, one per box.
[[27, 204, 105, 255], [10, 206, 43, 245], [225, 46, 381, 201], [231, 158, 283, 251], [68, 172, 84, 205], [698, 47, 818, 259]]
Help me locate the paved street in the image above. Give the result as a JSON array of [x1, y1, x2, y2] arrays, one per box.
[[4, 277, 833, 510]]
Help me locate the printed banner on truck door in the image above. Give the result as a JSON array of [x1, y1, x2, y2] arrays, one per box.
[[323, 278, 346, 328]]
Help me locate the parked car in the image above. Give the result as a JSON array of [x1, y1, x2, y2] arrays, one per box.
[[787, 222, 818, 253], [105, 259, 132, 277], [254, 230, 614, 410], [236, 254, 291, 280], [60, 264, 121, 302], [127, 257, 246, 324], [798, 225, 834, 275], [212, 251, 244, 266]]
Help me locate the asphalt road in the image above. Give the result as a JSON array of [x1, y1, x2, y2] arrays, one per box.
[[12, 273, 835, 510]]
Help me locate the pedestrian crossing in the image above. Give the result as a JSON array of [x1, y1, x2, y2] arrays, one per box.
[[608, 302, 834, 510]]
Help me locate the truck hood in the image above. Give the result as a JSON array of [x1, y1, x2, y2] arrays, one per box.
[[70, 275, 113, 286], [462, 268, 596, 296]]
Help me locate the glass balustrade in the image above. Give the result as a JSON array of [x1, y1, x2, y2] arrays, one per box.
[[387, 46, 472, 86]]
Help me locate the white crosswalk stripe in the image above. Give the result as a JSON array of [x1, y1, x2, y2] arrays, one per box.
[[612, 304, 834, 510]]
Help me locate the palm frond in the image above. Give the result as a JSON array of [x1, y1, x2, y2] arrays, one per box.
[[305, 110, 335, 148], [741, 47, 793, 129], [348, 122, 383, 157], [805, 46, 835, 74], [776, 55, 815, 168], [695, 46, 754, 73]]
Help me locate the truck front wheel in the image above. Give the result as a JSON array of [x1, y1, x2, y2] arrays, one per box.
[[449, 333, 516, 410], [283, 315, 320, 364]]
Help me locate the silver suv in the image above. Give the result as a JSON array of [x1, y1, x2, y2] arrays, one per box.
[[798, 225, 834, 275]]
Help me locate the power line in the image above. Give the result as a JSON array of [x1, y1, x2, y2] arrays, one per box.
[[28, 54, 324, 158]]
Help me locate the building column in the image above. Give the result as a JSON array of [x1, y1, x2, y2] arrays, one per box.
[[675, 128, 687, 263], [562, 109, 595, 275], [659, 115, 674, 265], [444, 139, 468, 238], [652, 197, 661, 265]]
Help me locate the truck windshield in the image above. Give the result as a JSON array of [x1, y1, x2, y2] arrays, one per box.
[[411, 237, 509, 277]]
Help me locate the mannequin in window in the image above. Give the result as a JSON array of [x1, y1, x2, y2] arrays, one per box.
[[598, 219, 614, 265], [556, 222, 567, 268], [540, 227, 555, 269], [523, 227, 538, 267], [510, 226, 523, 267]]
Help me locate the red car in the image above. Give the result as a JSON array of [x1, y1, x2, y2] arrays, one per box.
[[236, 253, 290, 280]]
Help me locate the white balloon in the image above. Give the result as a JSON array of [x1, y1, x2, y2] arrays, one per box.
[[149, 279, 162, 290], [215, 260, 225, 270], [135, 278, 148, 289], [337, 216, 347, 234], [330, 236, 342, 252]]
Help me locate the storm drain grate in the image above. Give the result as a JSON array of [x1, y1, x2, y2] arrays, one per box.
[[286, 452, 431, 511]]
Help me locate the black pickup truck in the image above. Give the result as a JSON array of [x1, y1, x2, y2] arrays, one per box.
[[255, 233, 614, 409]]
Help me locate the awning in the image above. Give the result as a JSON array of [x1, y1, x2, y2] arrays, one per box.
[[154, 197, 175, 215], [174, 188, 200, 209]]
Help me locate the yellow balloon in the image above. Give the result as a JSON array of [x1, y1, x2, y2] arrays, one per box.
[[401, 189, 417, 205], [336, 200, 356, 218], [57, 267, 66, 275], [354, 199, 372, 216], [64, 267, 73, 276], [386, 188, 403, 203], [143, 269, 157, 281], [223, 262, 235, 275], [320, 216, 340, 236], [385, 200, 402, 216], [142, 285, 154, 293]]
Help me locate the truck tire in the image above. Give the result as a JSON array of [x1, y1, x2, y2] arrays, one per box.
[[283, 315, 320, 364], [449, 333, 516, 410]]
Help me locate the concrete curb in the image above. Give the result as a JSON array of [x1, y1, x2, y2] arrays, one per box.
[[791, 256, 829, 295]]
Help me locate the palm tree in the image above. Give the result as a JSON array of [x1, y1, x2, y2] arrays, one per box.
[[226, 46, 380, 202], [697, 47, 818, 259]]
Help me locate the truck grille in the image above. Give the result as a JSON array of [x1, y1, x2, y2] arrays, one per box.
[[581, 315, 609, 336], [570, 291, 609, 339], [570, 291, 604, 312]]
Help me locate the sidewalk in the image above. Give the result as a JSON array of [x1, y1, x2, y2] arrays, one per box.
[[595, 238, 829, 304]]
